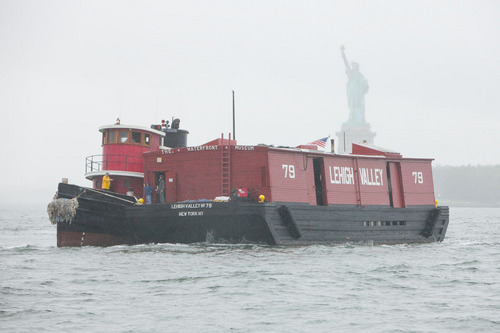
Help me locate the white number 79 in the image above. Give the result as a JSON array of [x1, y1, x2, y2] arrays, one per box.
[[282, 164, 295, 178], [412, 171, 423, 184]]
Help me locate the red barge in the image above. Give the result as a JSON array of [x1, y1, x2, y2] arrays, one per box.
[[48, 118, 449, 247]]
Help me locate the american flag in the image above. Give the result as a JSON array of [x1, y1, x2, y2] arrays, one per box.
[[308, 136, 329, 149]]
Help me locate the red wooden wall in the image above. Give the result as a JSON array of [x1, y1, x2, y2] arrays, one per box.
[[102, 144, 146, 172], [267, 150, 313, 204], [101, 129, 163, 173], [356, 158, 391, 206], [230, 147, 270, 201], [387, 162, 405, 208], [92, 175, 143, 196], [143, 144, 436, 206], [399, 160, 435, 206], [323, 156, 358, 205]]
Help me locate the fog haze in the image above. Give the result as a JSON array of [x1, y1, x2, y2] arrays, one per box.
[[1, 0, 498, 205]]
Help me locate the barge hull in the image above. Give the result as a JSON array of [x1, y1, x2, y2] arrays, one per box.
[[55, 184, 449, 247]]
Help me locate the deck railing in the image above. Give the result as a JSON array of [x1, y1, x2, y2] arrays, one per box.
[[85, 154, 144, 173]]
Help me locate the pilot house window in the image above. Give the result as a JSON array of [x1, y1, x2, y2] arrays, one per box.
[[119, 131, 128, 143], [105, 129, 152, 146], [131, 132, 141, 144], [108, 131, 115, 143]]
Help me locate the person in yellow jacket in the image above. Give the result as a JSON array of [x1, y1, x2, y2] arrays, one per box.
[[102, 172, 113, 190]]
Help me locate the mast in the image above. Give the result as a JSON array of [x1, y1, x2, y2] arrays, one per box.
[[232, 90, 236, 141]]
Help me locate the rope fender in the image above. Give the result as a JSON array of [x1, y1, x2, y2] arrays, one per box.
[[47, 197, 79, 224]]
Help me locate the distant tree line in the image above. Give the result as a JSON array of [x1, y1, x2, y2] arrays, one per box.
[[432, 165, 500, 207]]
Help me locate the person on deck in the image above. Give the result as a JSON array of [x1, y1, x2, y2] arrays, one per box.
[[144, 182, 153, 204], [102, 172, 113, 190], [157, 175, 165, 204]]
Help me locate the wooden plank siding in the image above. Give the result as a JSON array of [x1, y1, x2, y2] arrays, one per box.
[[356, 159, 391, 206], [230, 147, 270, 201], [102, 144, 147, 172], [400, 160, 436, 206], [323, 156, 358, 205], [268, 150, 314, 204], [143, 143, 436, 207], [388, 162, 405, 208], [145, 149, 221, 201]]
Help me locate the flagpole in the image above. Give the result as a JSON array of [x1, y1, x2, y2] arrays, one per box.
[[343, 132, 346, 152], [232, 90, 236, 141]]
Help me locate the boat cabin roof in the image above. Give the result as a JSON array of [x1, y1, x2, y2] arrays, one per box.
[[99, 124, 166, 136], [352, 142, 402, 158]]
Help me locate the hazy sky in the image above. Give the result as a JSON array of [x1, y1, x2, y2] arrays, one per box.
[[1, 0, 498, 205]]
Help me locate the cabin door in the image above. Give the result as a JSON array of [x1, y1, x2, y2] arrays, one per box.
[[164, 171, 177, 203], [154, 172, 165, 204], [313, 158, 327, 206], [387, 162, 405, 208]]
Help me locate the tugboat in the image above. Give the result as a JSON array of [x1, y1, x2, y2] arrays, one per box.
[[48, 118, 449, 247]]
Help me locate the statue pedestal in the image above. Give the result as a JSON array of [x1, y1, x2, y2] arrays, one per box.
[[336, 122, 376, 154]]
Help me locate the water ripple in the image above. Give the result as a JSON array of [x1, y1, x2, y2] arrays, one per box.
[[1, 206, 499, 332]]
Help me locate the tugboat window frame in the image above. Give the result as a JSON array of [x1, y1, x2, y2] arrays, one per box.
[[119, 131, 128, 143], [131, 131, 141, 144], [108, 131, 115, 144], [145, 134, 151, 146]]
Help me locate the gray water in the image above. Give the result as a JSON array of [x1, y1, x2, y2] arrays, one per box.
[[1, 206, 499, 333]]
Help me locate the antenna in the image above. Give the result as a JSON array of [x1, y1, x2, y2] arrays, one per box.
[[232, 90, 236, 141]]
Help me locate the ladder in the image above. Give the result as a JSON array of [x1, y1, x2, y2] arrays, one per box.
[[220, 134, 231, 196]]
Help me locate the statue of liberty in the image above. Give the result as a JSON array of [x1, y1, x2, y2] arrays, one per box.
[[340, 45, 369, 124]]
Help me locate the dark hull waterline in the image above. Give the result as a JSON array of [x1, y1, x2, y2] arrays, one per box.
[[53, 183, 449, 247]]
